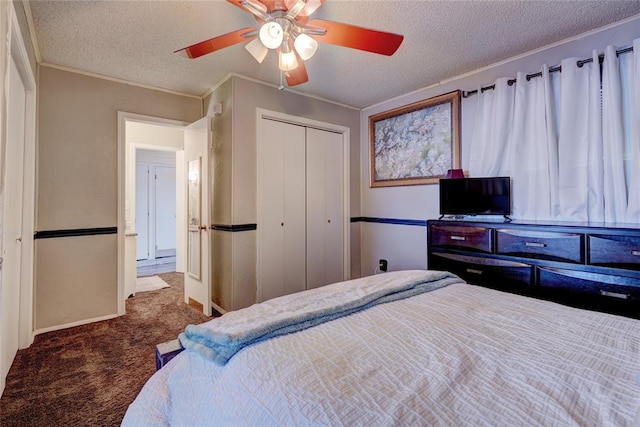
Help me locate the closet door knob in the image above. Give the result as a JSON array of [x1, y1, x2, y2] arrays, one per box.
[[327, 220, 331, 223], [281, 222, 284, 226], [16, 236, 22, 242], [199, 225, 207, 231]]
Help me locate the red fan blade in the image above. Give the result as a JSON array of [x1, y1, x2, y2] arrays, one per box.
[[285, 59, 309, 86], [175, 28, 257, 59], [308, 19, 403, 56]]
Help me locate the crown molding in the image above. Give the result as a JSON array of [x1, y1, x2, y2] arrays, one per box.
[[207, 72, 360, 111], [39, 63, 202, 100]]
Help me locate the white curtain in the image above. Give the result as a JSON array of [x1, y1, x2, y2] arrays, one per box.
[[602, 45, 629, 223], [508, 67, 558, 220], [468, 37, 640, 223], [622, 39, 640, 222], [557, 51, 603, 222], [469, 67, 558, 220], [468, 78, 514, 177]]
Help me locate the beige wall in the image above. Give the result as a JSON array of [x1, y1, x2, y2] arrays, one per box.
[[36, 66, 201, 330], [204, 76, 361, 311], [206, 79, 233, 226], [127, 121, 185, 148], [203, 79, 234, 310]]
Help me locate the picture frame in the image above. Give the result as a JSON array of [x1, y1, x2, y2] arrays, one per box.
[[369, 90, 461, 187]]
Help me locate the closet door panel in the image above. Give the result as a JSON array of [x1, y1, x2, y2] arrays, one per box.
[[324, 131, 345, 285], [306, 128, 324, 289], [306, 128, 344, 289], [259, 119, 286, 301], [283, 124, 307, 296], [258, 119, 306, 301]]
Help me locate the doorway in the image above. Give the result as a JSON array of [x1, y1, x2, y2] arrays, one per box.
[[136, 149, 178, 277], [117, 112, 188, 314]]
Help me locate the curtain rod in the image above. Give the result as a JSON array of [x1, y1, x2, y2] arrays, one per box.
[[462, 46, 634, 98]]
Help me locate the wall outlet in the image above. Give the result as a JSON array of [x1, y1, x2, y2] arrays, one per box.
[[379, 259, 388, 272]]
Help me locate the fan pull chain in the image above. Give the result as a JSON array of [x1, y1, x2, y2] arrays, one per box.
[[279, 71, 285, 90]]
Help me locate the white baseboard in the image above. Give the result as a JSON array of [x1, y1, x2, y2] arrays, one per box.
[[34, 313, 120, 336]]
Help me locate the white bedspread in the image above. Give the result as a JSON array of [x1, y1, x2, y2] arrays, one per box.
[[179, 270, 458, 365], [123, 275, 640, 426]]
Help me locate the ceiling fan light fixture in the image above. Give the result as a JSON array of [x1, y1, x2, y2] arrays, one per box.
[[279, 50, 299, 71], [245, 38, 269, 63], [293, 33, 318, 61], [259, 21, 284, 49], [175, 0, 404, 88]]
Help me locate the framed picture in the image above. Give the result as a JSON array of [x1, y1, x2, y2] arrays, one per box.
[[369, 90, 461, 187]]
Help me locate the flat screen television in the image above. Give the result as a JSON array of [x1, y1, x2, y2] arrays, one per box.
[[439, 177, 511, 219]]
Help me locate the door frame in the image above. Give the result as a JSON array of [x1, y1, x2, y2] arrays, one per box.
[[116, 112, 187, 315], [256, 108, 351, 302], [4, 3, 37, 350]]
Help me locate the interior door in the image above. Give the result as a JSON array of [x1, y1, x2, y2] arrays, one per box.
[[135, 164, 150, 260], [154, 165, 177, 258], [183, 117, 211, 316], [1, 55, 27, 392]]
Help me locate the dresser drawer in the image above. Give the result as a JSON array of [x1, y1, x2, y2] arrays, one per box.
[[496, 229, 583, 263], [429, 225, 492, 253], [430, 252, 533, 290], [538, 266, 640, 301], [589, 235, 640, 270]]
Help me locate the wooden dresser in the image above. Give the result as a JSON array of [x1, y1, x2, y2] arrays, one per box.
[[427, 219, 640, 318]]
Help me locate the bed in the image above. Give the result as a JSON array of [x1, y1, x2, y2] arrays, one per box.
[[122, 270, 640, 426]]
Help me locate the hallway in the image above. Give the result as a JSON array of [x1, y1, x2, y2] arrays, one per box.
[[136, 256, 176, 277]]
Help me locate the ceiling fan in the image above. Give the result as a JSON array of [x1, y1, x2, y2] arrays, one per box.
[[175, 0, 404, 87]]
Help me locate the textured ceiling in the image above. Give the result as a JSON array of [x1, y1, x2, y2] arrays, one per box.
[[29, 0, 640, 109]]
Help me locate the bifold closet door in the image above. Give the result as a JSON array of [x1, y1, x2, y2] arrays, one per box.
[[258, 119, 306, 301], [306, 128, 344, 289]]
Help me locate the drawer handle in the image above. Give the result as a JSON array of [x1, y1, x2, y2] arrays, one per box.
[[524, 242, 546, 248], [631, 250, 640, 256], [466, 268, 483, 275], [600, 290, 629, 300], [450, 235, 466, 241]]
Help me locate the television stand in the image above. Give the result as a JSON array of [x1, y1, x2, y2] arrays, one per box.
[[438, 214, 512, 222]]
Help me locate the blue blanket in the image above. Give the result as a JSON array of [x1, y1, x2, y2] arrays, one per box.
[[179, 270, 462, 365]]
